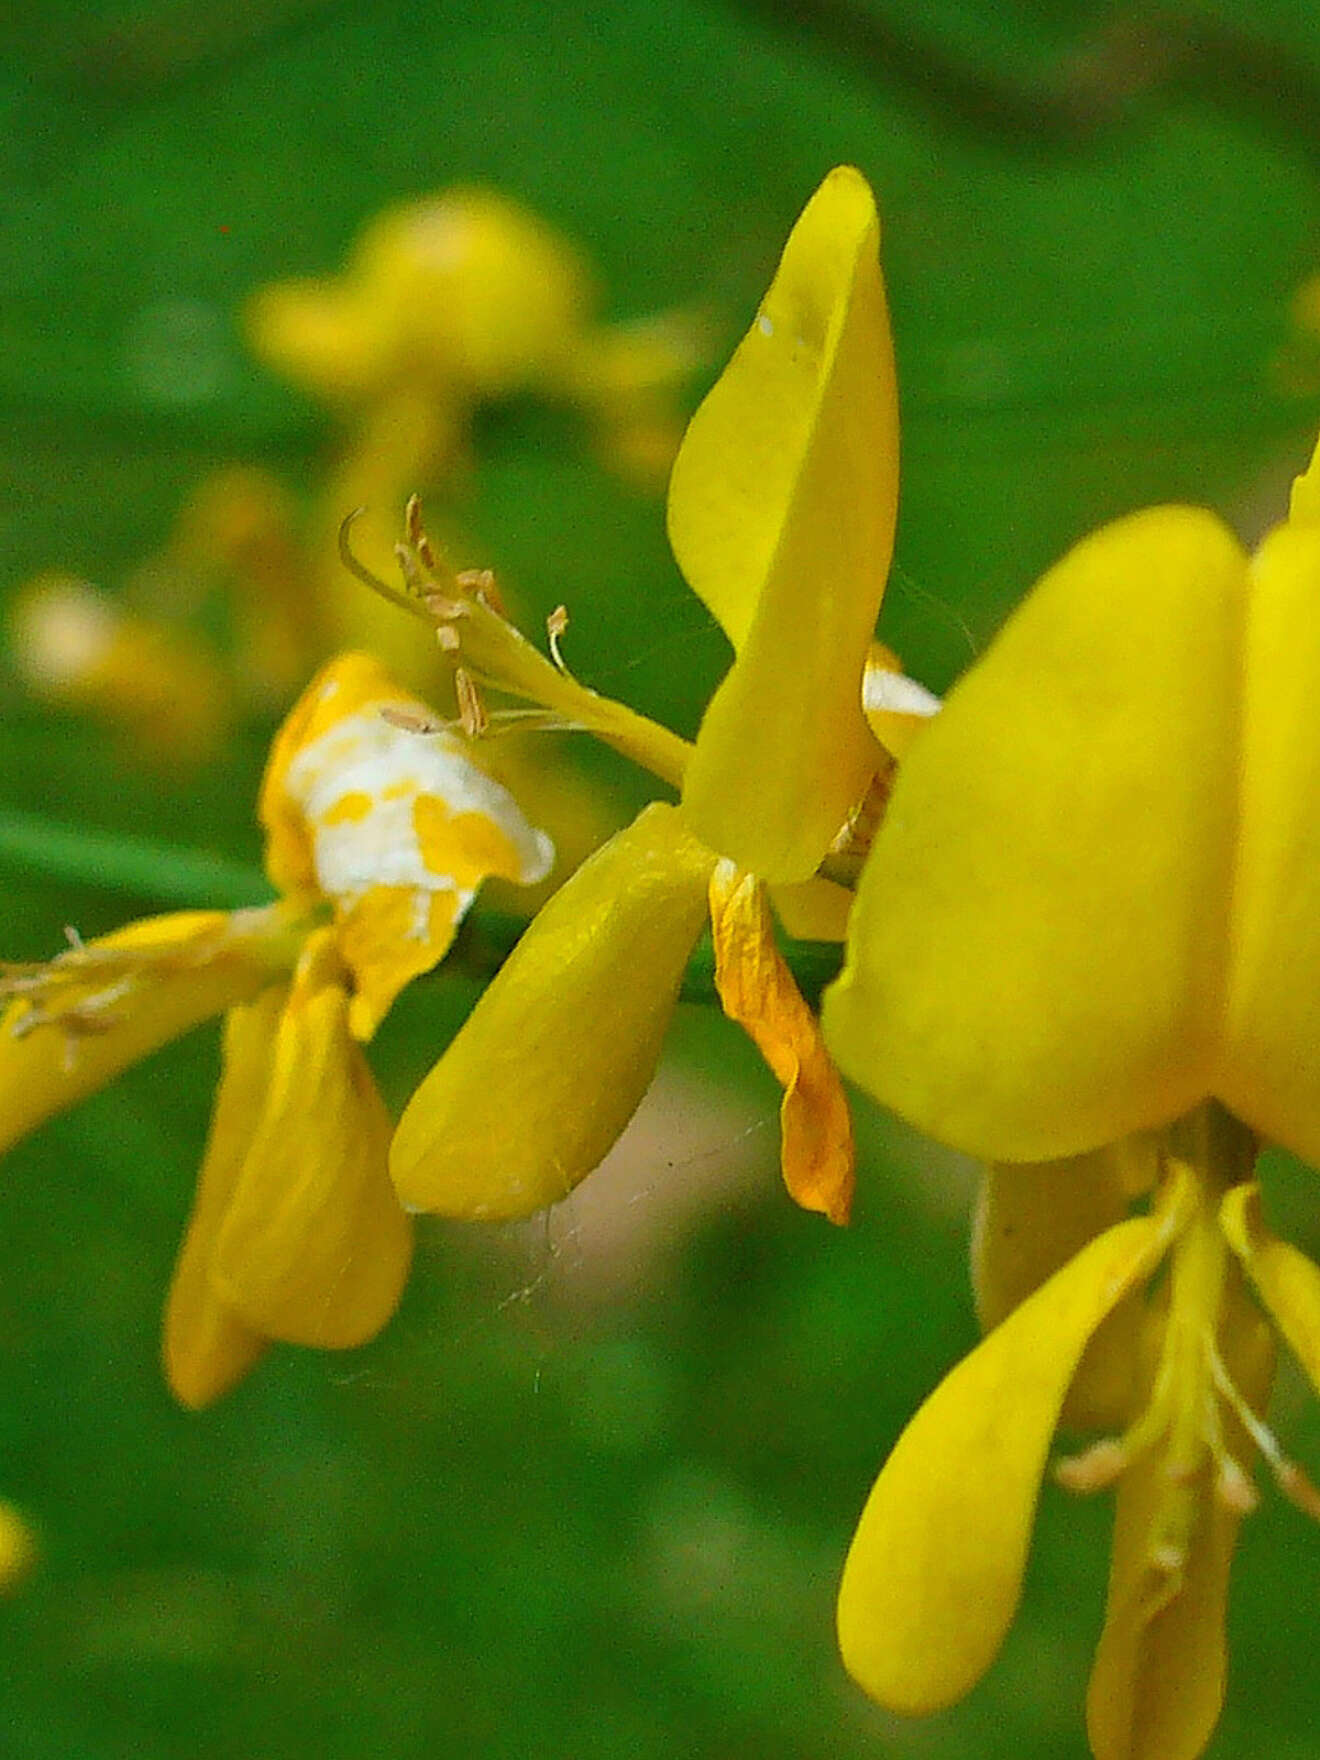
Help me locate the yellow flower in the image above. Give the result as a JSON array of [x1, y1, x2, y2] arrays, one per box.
[[387, 167, 931, 1230], [825, 438, 1320, 1756], [1, 652, 551, 1407], [246, 186, 702, 488]]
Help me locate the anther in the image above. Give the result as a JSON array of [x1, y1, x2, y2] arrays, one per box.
[[454, 668, 489, 739], [1054, 1437, 1129, 1494]]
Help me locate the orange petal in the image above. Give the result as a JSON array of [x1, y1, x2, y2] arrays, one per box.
[[709, 860, 853, 1224]]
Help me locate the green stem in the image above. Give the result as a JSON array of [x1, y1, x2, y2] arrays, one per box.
[[0, 810, 845, 1006]]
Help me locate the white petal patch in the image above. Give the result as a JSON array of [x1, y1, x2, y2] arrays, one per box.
[[282, 705, 553, 938], [862, 666, 942, 719]]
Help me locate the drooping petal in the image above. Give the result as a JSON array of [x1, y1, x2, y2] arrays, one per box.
[[1086, 1276, 1273, 1760], [1220, 522, 1320, 1164], [768, 876, 853, 943], [1221, 1181, 1320, 1396], [708, 860, 853, 1223], [972, 1143, 1154, 1430], [390, 803, 714, 1220], [0, 908, 290, 1157], [825, 507, 1248, 1162], [837, 1214, 1170, 1714], [210, 930, 412, 1349], [261, 652, 552, 1037], [162, 993, 281, 1408], [671, 166, 899, 882]]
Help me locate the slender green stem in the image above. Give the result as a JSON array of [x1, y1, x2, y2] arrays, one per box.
[[0, 810, 845, 1005]]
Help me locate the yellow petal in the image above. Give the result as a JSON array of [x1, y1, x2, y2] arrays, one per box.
[[245, 279, 395, 405], [837, 1214, 1169, 1714], [1086, 1276, 1273, 1760], [709, 860, 853, 1223], [261, 651, 552, 1035], [391, 803, 714, 1220], [825, 507, 1248, 1162], [1220, 522, 1320, 1162], [0, 909, 286, 1157], [1287, 430, 1320, 528], [210, 931, 412, 1349], [973, 1145, 1152, 1431], [672, 166, 899, 882], [768, 876, 853, 943], [162, 994, 279, 1408], [1221, 1181, 1320, 1395]]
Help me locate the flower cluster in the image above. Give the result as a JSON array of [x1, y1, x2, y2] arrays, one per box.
[[5, 160, 1317, 1760], [1, 651, 550, 1407]]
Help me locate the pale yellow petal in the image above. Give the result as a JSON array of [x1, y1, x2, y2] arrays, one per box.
[[0, 1501, 36, 1594], [1221, 1181, 1320, 1396], [709, 861, 853, 1223], [211, 931, 412, 1349], [837, 1214, 1169, 1714], [1086, 1276, 1273, 1760], [768, 876, 853, 943], [673, 166, 899, 882], [391, 803, 714, 1220], [162, 994, 280, 1409], [0, 910, 284, 1157], [972, 1146, 1148, 1430], [1221, 522, 1320, 1163], [825, 507, 1248, 1162]]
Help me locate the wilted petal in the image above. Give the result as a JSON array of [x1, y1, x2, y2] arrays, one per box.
[[1221, 522, 1320, 1164], [709, 860, 853, 1223], [671, 166, 899, 882], [0, 909, 287, 1156], [211, 930, 412, 1349], [838, 1214, 1169, 1714], [162, 993, 280, 1408], [825, 507, 1247, 1162], [391, 803, 713, 1220], [261, 651, 552, 1037], [1221, 1181, 1320, 1396], [1086, 1277, 1273, 1760]]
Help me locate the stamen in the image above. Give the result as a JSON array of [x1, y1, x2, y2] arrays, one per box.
[[337, 510, 434, 625], [454, 668, 488, 739], [1205, 1330, 1320, 1524], [547, 604, 570, 674]]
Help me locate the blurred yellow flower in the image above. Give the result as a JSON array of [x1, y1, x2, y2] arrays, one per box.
[[247, 186, 702, 487], [387, 167, 929, 1231], [826, 436, 1320, 1758], [0, 1499, 36, 1594], [7, 573, 234, 768], [1, 652, 551, 1407]]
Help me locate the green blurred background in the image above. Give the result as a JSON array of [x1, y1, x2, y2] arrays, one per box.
[[3, 1, 1320, 1754]]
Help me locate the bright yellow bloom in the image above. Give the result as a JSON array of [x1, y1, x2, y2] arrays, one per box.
[[826, 439, 1320, 1757], [389, 167, 924, 1230], [1, 652, 550, 1407]]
